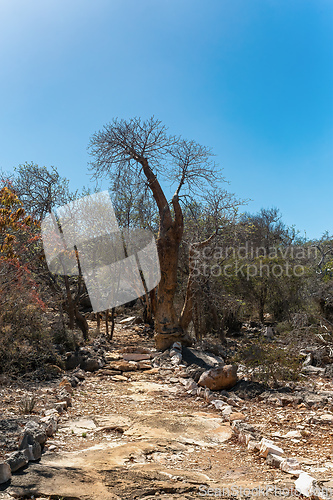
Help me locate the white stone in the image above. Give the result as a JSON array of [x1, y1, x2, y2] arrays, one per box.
[[283, 430, 302, 439], [119, 316, 136, 323], [295, 472, 316, 497], [221, 405, 233, 416], [259, 438, 284, 458], [319, 413, 333, 423], [280, 458, 302, 475], [247, 440, 260, 452], [211, 400, 226, 410]]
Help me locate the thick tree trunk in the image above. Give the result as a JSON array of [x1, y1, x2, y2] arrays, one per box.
[[154, 232, 181, 334]]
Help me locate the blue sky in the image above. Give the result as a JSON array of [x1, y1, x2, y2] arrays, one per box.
[[0, 0, 332, 239]]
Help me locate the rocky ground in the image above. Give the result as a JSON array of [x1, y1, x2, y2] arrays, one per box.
[[0, 319, 333, 499]]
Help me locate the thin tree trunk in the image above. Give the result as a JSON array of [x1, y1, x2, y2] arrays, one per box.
[[105, 309, 109, 337], [110, 307, 115, 340]]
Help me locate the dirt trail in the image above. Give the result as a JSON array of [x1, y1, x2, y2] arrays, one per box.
[[2, 326, 330, 499]]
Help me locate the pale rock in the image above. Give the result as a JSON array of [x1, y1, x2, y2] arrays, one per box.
[[284, 430, 302, 439], [23, 441, 42, 461], [238, 432, 254, 446], [247, 440, 261, 452], [111, 374, 128, 381], [229, 412, 246, 422], [198, 364, 238, 391], [119, 316, 136, 323], [40, 415, 58, 437], [55, 401, 68, 413], [295, 472, 317, 497], [211, 400, 226, 410], [108, 360, 138, 372], [280, 457, 302, 475], [259, 438, 284, 458], [319, 413, 333, 423], [266, 453, 284, 468], [0, 462, 11, 484], [197, 387, 204, 397], [221, 405, 233, 416]]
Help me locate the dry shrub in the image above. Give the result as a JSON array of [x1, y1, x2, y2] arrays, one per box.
[[233, 340, 301, 387]]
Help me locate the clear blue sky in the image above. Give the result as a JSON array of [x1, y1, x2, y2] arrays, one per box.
[[0, 0, 332, 240]]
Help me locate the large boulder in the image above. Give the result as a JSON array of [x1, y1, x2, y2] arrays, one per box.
[[198, 364, 238, 391], [5, 451, 28, 472], [65, 351, 83, 370], [80, 357, 102, 372], [0, 462, 11, 484], [19, 421, 47, 449]]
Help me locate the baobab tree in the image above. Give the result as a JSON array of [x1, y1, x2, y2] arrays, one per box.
[[88, 117, 230, 349]]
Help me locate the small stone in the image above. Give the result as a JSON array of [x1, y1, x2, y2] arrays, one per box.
[[184, 379, 197, 391], [280, 458, 302, 475], [109, 361, 138, 372], [122, 353, 151, 361], [266, 453, 284, 468], [59, 379, 74, 394], [229, 412, 246, 421], [319, 413, 333, 423], [248, 440, 261, 452], [259, 438, 284, 458], [211, 400, 226, 410], [221, 405, 233, 416], [55, 401, 67, 413], [99, 369, 121, 376], [137, 362, 152, 370], [283, 430, 302, 439], [111, 375, 128, 381], [0, 462, 11, 484]]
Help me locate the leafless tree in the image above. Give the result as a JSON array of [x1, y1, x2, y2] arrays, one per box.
[[88, 117, 237, 349]]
